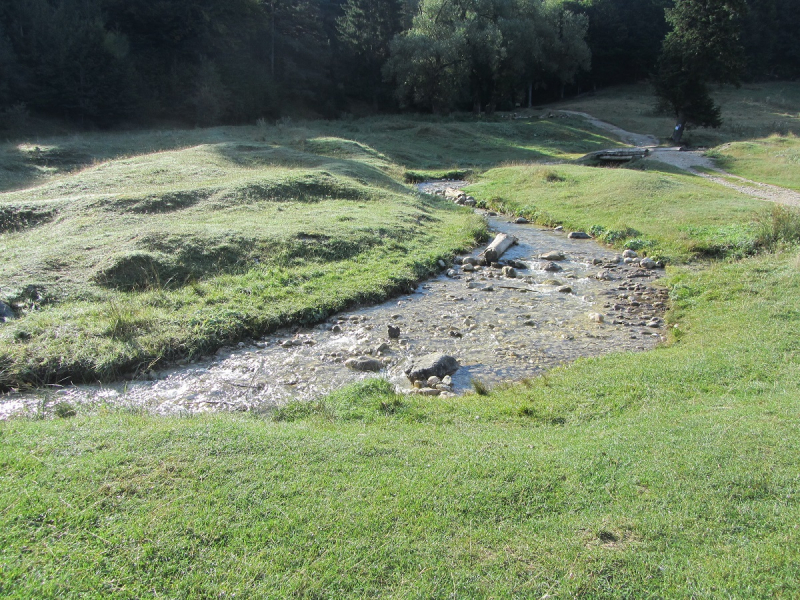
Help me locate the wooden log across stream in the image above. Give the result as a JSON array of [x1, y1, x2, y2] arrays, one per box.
[[482, 232, 518, 263]]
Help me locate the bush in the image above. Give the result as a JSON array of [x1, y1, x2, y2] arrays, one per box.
[[755, 205, 800, 251]]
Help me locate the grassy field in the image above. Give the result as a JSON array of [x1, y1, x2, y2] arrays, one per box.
[[708, 134, 800, 191], [2, 250, 800, 597], [554, 81, 800, 146], [3, 84, 800, 597], [465, 162, 764, 262], [0, 115, 624, 388]]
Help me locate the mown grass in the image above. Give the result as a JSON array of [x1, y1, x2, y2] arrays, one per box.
[[554, 81, 800, 146], [707, 134, 800, 191], [465, 162, 765, 262], [2, 250, 800, 597]]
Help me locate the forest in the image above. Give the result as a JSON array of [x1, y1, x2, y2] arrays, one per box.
[[0, 0, 798, 128]]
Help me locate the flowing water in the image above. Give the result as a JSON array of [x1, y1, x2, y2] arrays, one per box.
[[2, 182, 669, 419]]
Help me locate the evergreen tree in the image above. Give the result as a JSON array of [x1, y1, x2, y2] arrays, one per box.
[[654, 0, 747, 143], [337, 0, 404, 108]]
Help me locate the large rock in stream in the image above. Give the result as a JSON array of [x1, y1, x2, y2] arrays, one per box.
[[405, 353, 460, 383]]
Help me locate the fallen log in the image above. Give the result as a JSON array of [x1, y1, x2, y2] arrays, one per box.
[[481, 232, 517, 263]]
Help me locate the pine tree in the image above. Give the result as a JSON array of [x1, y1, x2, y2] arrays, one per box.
[[653, 0, 747, 144]]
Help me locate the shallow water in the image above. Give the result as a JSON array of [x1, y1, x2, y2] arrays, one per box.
[[2, 184, 668, 418]]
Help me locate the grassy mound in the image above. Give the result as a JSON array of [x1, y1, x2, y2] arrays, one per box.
[[708, 134, 800, 192], [465, 162, 765, 261]]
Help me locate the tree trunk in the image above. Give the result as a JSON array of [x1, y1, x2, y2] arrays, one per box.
[[528, 82, 533, 108], [671, 113, 687, 145], [482, 233, 517, 263]]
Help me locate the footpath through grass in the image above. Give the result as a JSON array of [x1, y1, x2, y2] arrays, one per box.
[[554, 81, 800, 146], [2, 250, 800, 597], [708, 134, 800, 192]]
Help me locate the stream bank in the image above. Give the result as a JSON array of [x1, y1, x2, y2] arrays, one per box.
[[2, 183, 669, 419]]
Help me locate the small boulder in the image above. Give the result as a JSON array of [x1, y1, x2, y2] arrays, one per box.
[[502, 266, 518, 278], [462, 263, 475, 272], [542, 261, 563, 272], [557, 285, 573, 294], [405, 353, 460, 383], [640, 257, 657, 269], [540, 251, 565, 261], [515, 217, 530, 224], [345, 356, 384, 372], [588, 312, 605, 323], [387, 324, 401, 339], [568, 231, 591, 239], [623, 249, 638, 259]]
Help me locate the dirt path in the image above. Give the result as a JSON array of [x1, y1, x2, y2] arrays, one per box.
[[560, 110, 800, 207]]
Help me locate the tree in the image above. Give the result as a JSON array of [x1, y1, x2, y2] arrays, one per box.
[[385, 0, 590, 113], [653, 0, 747, 144], [337, 0, 405, 108], [562, 0, 672, 89]]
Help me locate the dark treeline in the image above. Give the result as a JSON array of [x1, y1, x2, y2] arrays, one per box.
[[0, 0, 798, 128]]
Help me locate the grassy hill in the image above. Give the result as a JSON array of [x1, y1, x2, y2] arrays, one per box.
[[2, 84, 800, 597]]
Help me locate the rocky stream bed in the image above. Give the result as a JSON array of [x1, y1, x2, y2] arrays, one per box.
[[1, 181, 670, 419]]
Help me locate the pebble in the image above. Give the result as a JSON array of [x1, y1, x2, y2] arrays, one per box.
[[588, 312, 605, 323], [416, 388, 441, 397], [557, 286, 572, 294]]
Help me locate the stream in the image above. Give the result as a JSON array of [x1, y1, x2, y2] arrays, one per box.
[[1, 182, 669, 419]]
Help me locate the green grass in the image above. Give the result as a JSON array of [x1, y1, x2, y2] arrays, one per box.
[[0, 113, 630, 388], [708, 134, 800, 191], [465, 162, 764, 261], [4, 83, 800, 596], [2, 250, 800, 597], [554, 81, 800, 146]]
